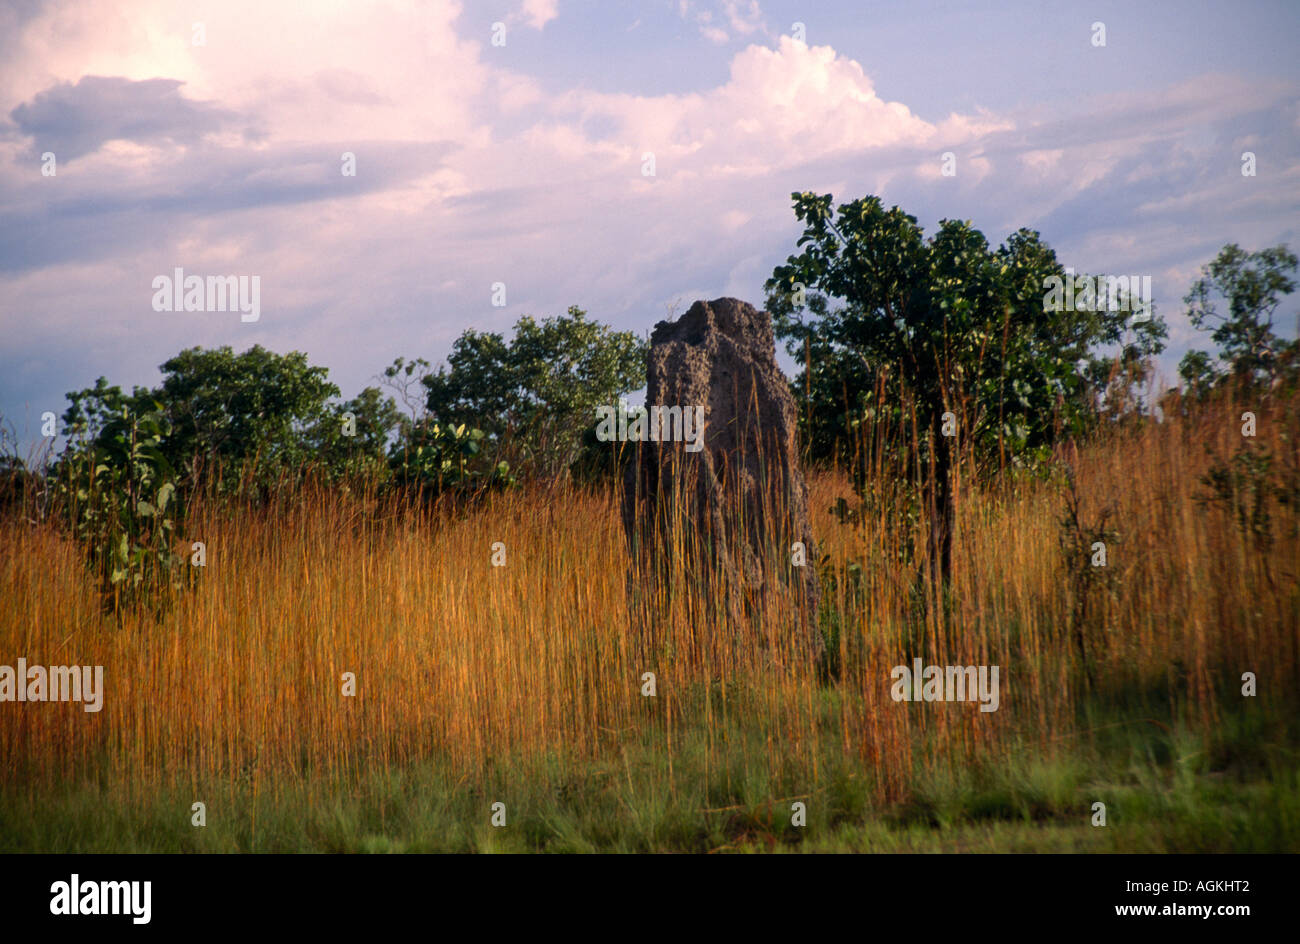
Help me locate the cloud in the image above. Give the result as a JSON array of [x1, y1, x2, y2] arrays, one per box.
[[549, 37, 971, 178], [675, 1, 769, 45], [9, 76, 234, 161], [0, 0, 490, 147], [0, 1, 1296, 449], [721, 0, 766, 35], [518, 0, 559, 30]]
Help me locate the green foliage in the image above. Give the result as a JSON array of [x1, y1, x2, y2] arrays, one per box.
[[52, 347, 409, 604], [423, 306, 646, 479], [309, 386, 402, 484], [381, 356, 434, 433], [569, 405, 644, 484], [765, 192, 1167, 477], [1179, 242, 1298, 392], [153, 345, 341, 491], [61, 376, 152, 444], [766, 191, 1165, 580], [56, 401, 188, 612], [388, 420, 512, 495], [1197, 442, 1299, 553], [1180, 244, 1300, 403], [377, 355, 514, 495], [60, 347, 400, 493], [1177, 349, 1221, 400]]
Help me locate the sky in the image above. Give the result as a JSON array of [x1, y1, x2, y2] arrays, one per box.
[[2, 0, 1298, 455]]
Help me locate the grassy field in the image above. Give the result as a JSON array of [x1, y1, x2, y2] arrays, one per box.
[[2, 395, 1297, 852]]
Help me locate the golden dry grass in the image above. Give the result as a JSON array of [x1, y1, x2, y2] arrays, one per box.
[[1, 394, 1296, 848]]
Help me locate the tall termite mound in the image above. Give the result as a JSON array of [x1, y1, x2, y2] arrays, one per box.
[[621, 297, 822, 665]]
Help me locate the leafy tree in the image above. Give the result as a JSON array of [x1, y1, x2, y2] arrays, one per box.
[[766, 192, 1166, 578], [423, 306, 646, 479], [62, 377, 152, 446], [1179, 243, 1298, 390], [153, 345, 340, 490], [59, 347, 409, 493], [309, 386, 403, 483], [381, 356, 434, 434], [1176, 349, 1221, 400]]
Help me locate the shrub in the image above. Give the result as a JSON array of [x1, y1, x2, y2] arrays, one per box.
[[57, 402, 189, 612]]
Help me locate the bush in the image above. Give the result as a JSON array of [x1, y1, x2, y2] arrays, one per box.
[[388, 421, 512, 496], [56, 402, 189, 612]]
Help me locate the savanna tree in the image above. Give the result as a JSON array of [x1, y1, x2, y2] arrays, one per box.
[[1179, 243, 1298, 394], [423, 306, 646, 479], [766, 192, 1165, 578]]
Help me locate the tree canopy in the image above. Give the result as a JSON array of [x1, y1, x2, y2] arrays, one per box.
[[423, 306, 646, 479], [61, 345, 398, 493], [765, 191, 1167, 576], [1178, 243, 1298, 395]]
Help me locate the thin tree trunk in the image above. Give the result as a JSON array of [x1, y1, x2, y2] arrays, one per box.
[[928, 415, 954, 585]]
